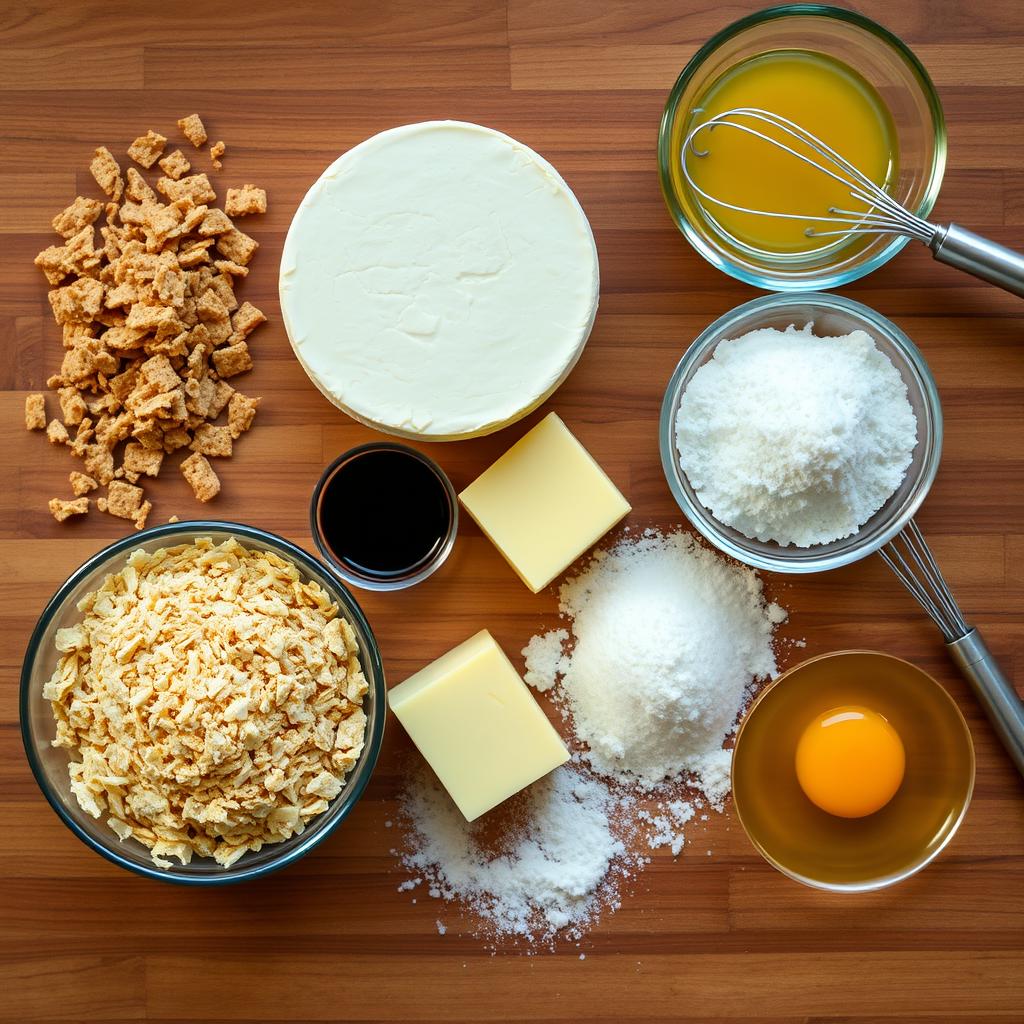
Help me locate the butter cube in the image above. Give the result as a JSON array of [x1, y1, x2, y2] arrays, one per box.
[[459, 412, 631, 592], [388, 630, 569, 821]]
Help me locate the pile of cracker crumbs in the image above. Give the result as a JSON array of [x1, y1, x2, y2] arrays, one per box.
[[45, 537, 369, 869], [25, 113, 269, 529]]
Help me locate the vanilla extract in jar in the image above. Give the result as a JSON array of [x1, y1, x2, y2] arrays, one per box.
[[312, 443, 457, 591]]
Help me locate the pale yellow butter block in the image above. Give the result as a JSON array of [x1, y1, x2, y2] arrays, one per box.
[[459, 412, 631, 592], [388, 630, 569, 821]]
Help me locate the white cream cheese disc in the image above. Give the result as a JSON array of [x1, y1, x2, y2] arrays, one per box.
[[279, 121, 600, 440]]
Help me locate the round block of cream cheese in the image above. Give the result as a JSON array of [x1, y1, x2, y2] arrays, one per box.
[[279, 121, 600, 440]]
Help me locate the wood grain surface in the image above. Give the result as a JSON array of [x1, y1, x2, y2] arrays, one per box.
[[2, 1, 1023, 1020]]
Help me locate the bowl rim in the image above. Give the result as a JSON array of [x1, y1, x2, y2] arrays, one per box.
[[730, 649, 976, 892], [658, 290, 944, 573], [657, 2, 948, 291], [19, 519, 387, 886]]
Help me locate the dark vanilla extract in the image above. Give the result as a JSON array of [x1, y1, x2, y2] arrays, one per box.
[[316, 447, 452, 583]]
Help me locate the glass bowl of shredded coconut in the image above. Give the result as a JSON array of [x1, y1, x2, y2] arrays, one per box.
[[661, 291, 942, 573], [20, 521, 385, 884]]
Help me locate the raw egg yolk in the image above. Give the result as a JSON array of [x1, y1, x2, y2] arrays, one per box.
[[795, 705, 905, 818]]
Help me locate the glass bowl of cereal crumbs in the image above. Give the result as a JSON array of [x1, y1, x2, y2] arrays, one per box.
[[20, 521, 385, 884]]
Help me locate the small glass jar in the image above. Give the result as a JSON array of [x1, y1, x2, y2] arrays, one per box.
[[311, 442, 459, 592]]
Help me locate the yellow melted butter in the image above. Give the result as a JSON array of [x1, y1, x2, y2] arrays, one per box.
[[679, 49, 899, 254]]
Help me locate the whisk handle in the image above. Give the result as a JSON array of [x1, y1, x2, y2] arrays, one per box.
[[930, 223, 1024, 299], [948, 628, 1024, 780]]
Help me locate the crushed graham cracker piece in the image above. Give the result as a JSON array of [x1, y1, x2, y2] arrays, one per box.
[[52, 196, 103, 239], [134, 499, 152, 530], [26, 394, 47, 430], [198, 208, 234, 236], [124, 166, 157, 204], [70, 471, 98, 496], [231, 301, 266, 337], [224, 185, 267, 217], [157, 173, 216, 206], [58, 387, 89, 426], [215, 228, 258, 266], [127, 130, 167, 169], [189, 423, 233, 457], [158, 149, 191, 180], [90, 147, 123, 201], [180, 452, 220, 502], [48, 497, 89, 522], [227, 393, 260, 438], [101, 479, 145, 522], [123, 442, 164, 479], [177, 113, 208, 148], [210, 140, 226, 169], [211, 341, 253, 378], [47, 419, 69, 445]]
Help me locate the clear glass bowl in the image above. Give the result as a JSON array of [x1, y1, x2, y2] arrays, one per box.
[[659, 292, 943, 573], [311, 442, 459, 592], [658, 3, 947, 291], [732, 650, 975, 892], [20, 521, 386, 885]]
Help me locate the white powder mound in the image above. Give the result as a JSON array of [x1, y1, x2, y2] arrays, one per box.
[[538, 531, 781, 792], [675, 323, 918, 548], [400, 765, 631, 941]]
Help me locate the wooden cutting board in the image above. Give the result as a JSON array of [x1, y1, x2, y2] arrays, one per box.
[[1, 1, 1022, 1020]]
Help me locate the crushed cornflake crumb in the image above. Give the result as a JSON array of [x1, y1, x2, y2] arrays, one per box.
[[29, 116, 264, 525], [44, 537, 369, 869]]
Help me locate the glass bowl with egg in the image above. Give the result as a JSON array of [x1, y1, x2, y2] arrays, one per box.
[[731, 650, 975, 891], [658, 4, 946, 291], [20, 521, 386, 885], [659, 290, 942, 574]]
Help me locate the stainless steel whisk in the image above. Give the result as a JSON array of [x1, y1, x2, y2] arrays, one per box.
[[683, 107, 1024, 298], [881, 520, 1024, 777]]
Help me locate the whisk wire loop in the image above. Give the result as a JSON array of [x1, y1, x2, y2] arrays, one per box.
[[681, 107, 936, 246], [880, 520, 969, 643]]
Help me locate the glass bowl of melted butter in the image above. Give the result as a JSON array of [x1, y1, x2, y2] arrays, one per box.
[[659, 5, 946, 291]]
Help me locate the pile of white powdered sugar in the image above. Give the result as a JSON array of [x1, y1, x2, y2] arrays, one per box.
[[525, 529, 783, 797], [396, 529, 786, 945], [675, 323, 918, 547]]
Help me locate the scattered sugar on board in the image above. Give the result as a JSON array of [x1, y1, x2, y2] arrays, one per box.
[[398, 764, 642, 945], [675, 323, 917, 548]]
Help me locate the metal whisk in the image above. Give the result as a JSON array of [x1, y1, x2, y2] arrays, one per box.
[[683, 107, 1024, 298], [881, 520, 1024, 777]]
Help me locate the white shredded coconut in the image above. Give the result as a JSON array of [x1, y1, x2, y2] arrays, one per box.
[[675, 323, 918, 547]]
